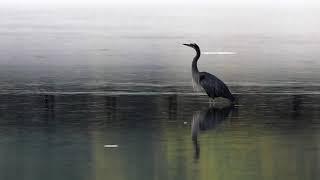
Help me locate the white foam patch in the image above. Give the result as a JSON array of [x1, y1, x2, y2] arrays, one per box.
[[104, 145, 119, 148], [202, 52, 237, 55]]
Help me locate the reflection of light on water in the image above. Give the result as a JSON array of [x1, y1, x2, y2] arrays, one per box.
[[202, 52, 237, 55], [104, 145, 119, 148]]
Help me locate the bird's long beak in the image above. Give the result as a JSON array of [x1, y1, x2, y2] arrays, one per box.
[[183, 43, 191, 47]]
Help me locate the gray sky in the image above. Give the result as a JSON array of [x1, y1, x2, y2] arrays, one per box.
[[1, 0, 320, 7]]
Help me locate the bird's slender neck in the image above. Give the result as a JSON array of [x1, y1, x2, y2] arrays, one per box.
[[192, 48, 201, 75]]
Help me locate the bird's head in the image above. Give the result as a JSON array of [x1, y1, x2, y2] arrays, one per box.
[[183, 43, 200, 51]]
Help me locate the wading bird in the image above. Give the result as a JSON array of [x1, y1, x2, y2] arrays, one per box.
[[183, 43, 235, 103]]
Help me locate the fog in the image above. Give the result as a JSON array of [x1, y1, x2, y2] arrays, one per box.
[[1, 0, 320, 8]]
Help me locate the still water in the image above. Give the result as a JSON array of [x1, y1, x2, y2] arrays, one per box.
[[0, 4, 320, 180], [0, 94, 320, 180]]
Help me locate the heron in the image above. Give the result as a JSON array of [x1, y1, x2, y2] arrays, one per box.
[[183, 43, 235, 103]]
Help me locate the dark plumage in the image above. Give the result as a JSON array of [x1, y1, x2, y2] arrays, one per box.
[[183, 43, 235, 102]]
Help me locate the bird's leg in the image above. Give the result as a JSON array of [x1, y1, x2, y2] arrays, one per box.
[[211, 98, 215, 106], [209, 98, 214, 106]]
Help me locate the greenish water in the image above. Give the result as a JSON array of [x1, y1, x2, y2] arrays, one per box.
[[0, 94, 319, 180]]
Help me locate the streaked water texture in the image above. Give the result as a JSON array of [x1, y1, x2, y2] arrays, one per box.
[[0, 94, 320, 180]]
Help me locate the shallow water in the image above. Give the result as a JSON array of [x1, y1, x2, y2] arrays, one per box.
[[0, 94, 320, 180], [0, 4, 320, 180]]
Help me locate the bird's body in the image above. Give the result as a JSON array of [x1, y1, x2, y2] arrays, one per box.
[[184, 43, 235, 102], [199, 72, 234, 101]]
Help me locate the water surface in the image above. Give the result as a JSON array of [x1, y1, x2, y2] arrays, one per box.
[[0, 94, 320, 180]]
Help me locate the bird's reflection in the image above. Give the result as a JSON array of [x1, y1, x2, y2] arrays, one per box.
[[191, 106, 232, 160]]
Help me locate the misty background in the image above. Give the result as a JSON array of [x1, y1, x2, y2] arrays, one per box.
[[0, 2, 320, 95]]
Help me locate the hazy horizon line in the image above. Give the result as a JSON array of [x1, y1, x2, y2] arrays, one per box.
[[1, 1, 320, 9]]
